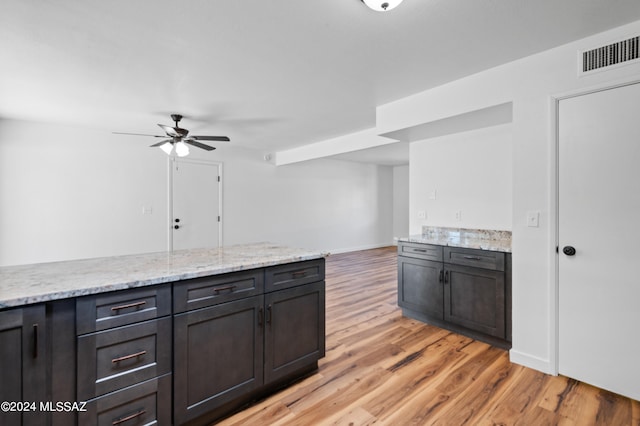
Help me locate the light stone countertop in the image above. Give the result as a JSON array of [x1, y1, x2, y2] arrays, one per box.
[[0, 243, 329, 309], [398, 227, 512, 253]]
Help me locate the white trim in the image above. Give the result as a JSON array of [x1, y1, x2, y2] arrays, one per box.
[[324, 242, 394, 255], [510, 349, 553, 375], [548, 95, 560, 376], [549, 75, 640, 376], [167, 156, 173, 252]]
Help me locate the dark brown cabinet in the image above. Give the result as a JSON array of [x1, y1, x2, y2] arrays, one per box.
[[444, 263, 505, 338], [398, 242, 511, 348], [0, 256, 325, 426], [173, 295, 265, 425], [398, 257, 444, 318], [173, 260, 326, 425], [76, 285, 172, 426], [264, 281, 325, 384], [0, 305, 47, 426]]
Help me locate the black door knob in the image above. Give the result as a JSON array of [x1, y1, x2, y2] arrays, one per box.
[[174, 225, 180, 230], [175, 218, 180, 223], [562, 246, 576, 256]]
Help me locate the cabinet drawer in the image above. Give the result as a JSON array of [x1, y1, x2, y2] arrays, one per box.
[[444, 247, 505, 271], [398, 242, 443, 262], [77, 317, 171, 400], [76, 285, 171, 335], [173, 269, 264, 313], [78, 374, 171, 426], [265, 259, 325, 292]]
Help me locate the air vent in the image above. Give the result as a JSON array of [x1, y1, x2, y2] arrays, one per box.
[[581, 36, 639, 74]]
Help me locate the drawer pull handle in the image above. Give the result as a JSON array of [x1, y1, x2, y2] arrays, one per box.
[[213, 284, 237, 294], [112, 409, 146, 425], [111, 301, 146, 312], [266, 305, 272, 325], [291, 270, 307, 278], [112, 350, 147, 364], [413, 249, 428, 253], [463, 256, 482, 260]]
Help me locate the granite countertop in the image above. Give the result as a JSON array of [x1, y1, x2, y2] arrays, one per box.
[[0, 243, 329, 309], [398, 227, 512, 253]]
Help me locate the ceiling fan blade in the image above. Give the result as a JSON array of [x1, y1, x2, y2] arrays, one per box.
[[184, 139, 216, 151], [113, 132, 166, 138], [190, 135, 230, 142], [149, 139, 172, 147], [157, 124, 181, 137]]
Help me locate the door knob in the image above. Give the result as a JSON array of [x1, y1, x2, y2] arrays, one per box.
[[174, 225, 180, 230], [175, 218, 180, 223], [562, 246, 576, 256]]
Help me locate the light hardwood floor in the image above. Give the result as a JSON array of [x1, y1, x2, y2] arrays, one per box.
[[217, 247, 639, 425]]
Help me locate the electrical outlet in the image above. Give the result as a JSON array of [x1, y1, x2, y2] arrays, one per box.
[[454, 210, 462, 221], [417, 210, 426, 219]]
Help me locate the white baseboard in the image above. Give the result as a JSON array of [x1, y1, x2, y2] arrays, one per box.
[[509, 349, 555, 375], [327, 242, 395, 255]]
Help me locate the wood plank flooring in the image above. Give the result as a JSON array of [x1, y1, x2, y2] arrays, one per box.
[[217, 246, 639, 426]]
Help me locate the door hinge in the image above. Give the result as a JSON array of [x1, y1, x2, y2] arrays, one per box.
[[217, 176, 221, 182]]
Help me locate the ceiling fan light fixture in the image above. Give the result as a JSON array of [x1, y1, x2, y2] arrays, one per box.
[[361, 0, 403, 12], [175, 141, 190, 157], [159, 141, 174, 155]]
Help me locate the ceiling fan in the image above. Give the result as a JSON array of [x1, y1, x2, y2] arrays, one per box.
[[114, 114, 230, 156]]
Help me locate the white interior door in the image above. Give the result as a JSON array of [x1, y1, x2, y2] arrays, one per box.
[[558, 82, 640, 400], [172, 159, 221, 251]]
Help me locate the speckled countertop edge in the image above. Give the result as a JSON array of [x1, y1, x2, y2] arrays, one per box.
[[398, 227, 512, 253], [0, 243, 329, 309]]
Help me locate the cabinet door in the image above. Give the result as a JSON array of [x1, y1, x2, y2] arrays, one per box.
[[444, 264, 505, 338], [0, 305, 47, 426], [264, 281, 325, 384], [397, 256, 444, 319], [173, 296, 264, 425]]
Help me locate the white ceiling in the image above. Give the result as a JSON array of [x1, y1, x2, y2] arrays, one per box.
[[2, 0, 640, 162]]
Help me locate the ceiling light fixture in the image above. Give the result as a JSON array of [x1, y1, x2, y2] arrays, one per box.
[[361, 0, 403, 12]]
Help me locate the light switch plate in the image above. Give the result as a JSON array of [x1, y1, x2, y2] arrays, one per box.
[[527, 211, 539, 227], [417, 210, 426, 219]]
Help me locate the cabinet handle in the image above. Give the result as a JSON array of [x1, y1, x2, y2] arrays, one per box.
[[112, 409, 146, 425], [266, 305, 272, 324], [439, 270, 444, 283], [291, 270, 307, 278], [112, 350, 147, 364], [258, 307, 264, 326], [413, 248, 427, 253], [463, 256, 482, 260], [213, 284, 236, 294], [111, 301, 146, 312], [33, 323, 38, 359], [444, 271, 449, 284]]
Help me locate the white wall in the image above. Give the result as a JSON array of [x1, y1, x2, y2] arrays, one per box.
[[376, 20, 640, 374], [0, 119, 394, 266], [409, 124, 512, 233], [392, 165, 409, 239]]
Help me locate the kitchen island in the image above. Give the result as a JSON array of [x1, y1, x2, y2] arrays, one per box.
[[398, 227, 512, 349], [0, 243, 328, 426]]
